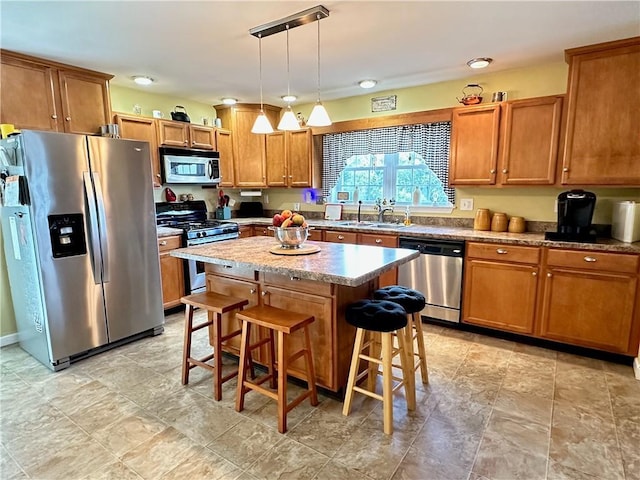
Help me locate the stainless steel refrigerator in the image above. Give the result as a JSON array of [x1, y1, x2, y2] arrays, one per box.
[[1, 130, 164, 371]]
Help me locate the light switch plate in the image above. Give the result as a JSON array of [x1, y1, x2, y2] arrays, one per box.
[[460, 198, 474, 211]]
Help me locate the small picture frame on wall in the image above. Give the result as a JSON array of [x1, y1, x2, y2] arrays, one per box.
[[337, 191, 350, 201], [371, 95, 397, 112]]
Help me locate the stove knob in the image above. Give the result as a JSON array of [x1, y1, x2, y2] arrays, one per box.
[[201, 231, 207, 237], [196, 232, 203, 238]]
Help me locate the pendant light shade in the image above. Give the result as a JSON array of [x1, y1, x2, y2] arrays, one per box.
[[306, 13, 332, 127], [251, 33, 274, 134], [277, 106, 300, 130]]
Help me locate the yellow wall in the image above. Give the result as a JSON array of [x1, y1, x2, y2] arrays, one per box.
[[2, 60, 638, 337]]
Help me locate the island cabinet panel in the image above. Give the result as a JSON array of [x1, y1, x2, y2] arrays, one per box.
[[115, 114, 161, 186], [498, 95, 563, 185], [449, 104, 501, 185], [261, 286, 334, 389], [158, 236, 185, 309], [206, 274, 261, 357], [561, 37, 640, 185], [463, 242, 540, 334], [538, 248, 640, 355], [215, 128, 234, 187]]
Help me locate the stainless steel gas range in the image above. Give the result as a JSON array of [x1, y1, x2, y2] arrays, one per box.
[[156, 201, 239, 293]]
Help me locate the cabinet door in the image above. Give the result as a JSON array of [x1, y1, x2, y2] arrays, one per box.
[[539, 267, 638, 354], [115, 114, 161, 186], [215, 128, 235, 187], [499, 96, 562, 185], [206, 274, 260, 356], [265, 132, 287, 187], [238, 225, 254, 238], [158, 236, 184, 309], [58, 69, 111, 135], [0, 55, 60, 131], [358, 233, 398, 287], [233, 107, 267, 187], [262, 286, 334, 390], [189, 125, 215, 150], [253, 226, 274, 237], [450, 104, 500, 185], [287, 129, 312, 187], [324, 230, 357, 244], [562, 39, 640, 185], [463, 259, 538, 334], [157, 120, 189, 147]]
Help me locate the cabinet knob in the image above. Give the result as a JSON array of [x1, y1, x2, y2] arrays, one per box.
[[51, 114, 58, 119], [223, 265, 233, 269], [532, 271, 537, 276], [65, 116, 71, 121], [337, 235, 344, 240], [496, 248, 508, 254], [563, 167, 569, 172], [490, 169, 496, 174], [261, 290, 268, 297], [250, 288, 257, 294], [191, 141, 196, 146], [156, 173, 161, 178], [547, 273, 552, 277], [184, 141, 188, 145], [159, 240, 167, 246], [290, 276, 301, 281], [282, 175, 287, 179], [375, 239, 382, 244], [502, 169, 508, 174], [289, 175, 293, 178], [584, 256, 597, 263]]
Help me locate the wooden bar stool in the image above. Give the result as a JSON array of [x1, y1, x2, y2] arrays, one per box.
[[342, 299, 415, 435], [374, 286, 428, 386], [235, 305, 318, 434], [181, 292, 249, 401]]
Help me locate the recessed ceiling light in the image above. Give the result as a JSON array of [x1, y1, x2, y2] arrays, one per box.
[[221, 98, 237, 105], [132, 75, 154, 85], [359, 79, 377, 89], [466, 57, 493, 69], [281, 94, 297, 103]]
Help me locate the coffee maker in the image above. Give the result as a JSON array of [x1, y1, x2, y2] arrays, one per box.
[[544, 190, 597, 243]]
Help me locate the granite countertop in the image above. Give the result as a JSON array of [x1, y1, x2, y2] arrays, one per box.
[[233, 217, 640, 254], [157, 226, 183, 238], [171, 236, 419, 287]]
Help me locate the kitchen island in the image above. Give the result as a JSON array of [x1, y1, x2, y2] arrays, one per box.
[[171, 236, 419, 392]]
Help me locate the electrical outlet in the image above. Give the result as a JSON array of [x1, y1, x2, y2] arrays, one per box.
[[293, 202, 300, 211], [460, 198, 474, 211]]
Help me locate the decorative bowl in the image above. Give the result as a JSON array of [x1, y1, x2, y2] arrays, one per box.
[[269, 226, 311, 249]]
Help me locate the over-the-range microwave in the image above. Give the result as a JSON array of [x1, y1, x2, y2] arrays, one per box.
[[160, 146, 220, 185]]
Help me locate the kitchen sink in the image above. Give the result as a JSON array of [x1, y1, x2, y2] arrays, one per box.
[[372, 223, 407, 228], [337, 221, 374, 226], [336, 221, 406, 228]]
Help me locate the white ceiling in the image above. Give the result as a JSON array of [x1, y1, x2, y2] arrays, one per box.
[[1, 1, 639, 107]]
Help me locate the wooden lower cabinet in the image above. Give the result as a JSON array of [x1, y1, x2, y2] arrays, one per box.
[[358, 232, 398, 287], [158, 236, 185, 309], [323, 230, 358, 244], [538, 249, 640, 355], [238, 225, 254, 238]]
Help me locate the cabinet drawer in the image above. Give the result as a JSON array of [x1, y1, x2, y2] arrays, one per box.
[[253, 226, 274, 237], [467, 242, 540, 264], [158, 235, 182, 252], [262, 272, 333, 296], [205, 263, 258, 281], [546, 249, 639, 273], [358, 233, 398, 248], [306, 228, 323, 242], [324, 230, 357, 244]]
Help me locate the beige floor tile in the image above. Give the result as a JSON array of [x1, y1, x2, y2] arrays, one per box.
[[160, 445, 241, 479], [500, 366, 555, 400], [120, 371, 184, 409], [207, 418, 281, 469], [47, 379, 113, 416], [392, 446, 470, 480], [246, 437, 329, 480], [91, 409, 168, 456], [82, 460, 144, 479], [286, 407, 361, 456], [314, 459, 373, 480], [69, 391, 140, 434], [472, 409, 549, 480], [0, 445, 28, 480], [546, 460, 601, 480], [493, 387, 553, 426], [445, 374, 502, 406]]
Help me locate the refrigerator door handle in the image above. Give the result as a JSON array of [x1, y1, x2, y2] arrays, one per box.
[[83, 172, 102, 284], [92, 171, 110, 283]]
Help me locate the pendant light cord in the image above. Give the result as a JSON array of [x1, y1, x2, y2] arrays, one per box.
[[285, 24, 291, 103], [316, 13, 321, 102], [258, 33, 265, 112]]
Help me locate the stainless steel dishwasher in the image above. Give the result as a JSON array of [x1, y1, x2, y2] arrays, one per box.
[[398, 237, 465, 323]]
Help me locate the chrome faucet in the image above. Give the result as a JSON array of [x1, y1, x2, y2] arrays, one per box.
[[375, 198, 395, 222]]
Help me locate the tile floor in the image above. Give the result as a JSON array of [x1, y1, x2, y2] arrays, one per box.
[[1, 310, 639, 480]]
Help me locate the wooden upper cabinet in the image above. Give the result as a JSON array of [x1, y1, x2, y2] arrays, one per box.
[[157, 120, 189, 147], [561, 37, 640, 185], [215, 128, 235, 187], [189, 124, 215, 150], [449, 104, 501, 185], [0, 50, 112, 134], [499, 96, 563, 185], [287, 128, 313, 187], [114, 114, 161, 186], [265, 131, 287, 186], [215, 103, 281, 188]]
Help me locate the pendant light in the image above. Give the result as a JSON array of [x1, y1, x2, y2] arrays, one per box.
[[307, 13, 332, 127], [277, 25, 301, 131], [251, 33, 274, 134]]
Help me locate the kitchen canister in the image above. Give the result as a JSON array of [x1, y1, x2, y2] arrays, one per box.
[[491, 212, 508, 232], [474, 209, 491, 230], [508, 216, 526, 233]]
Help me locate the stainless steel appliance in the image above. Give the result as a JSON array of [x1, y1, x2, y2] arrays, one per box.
[[0, 130, 164, 371], [160, 146, 220, 185], [544, 189, 597, 243], [156, 201, 239, 293], [398, 237, 465, 323]]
